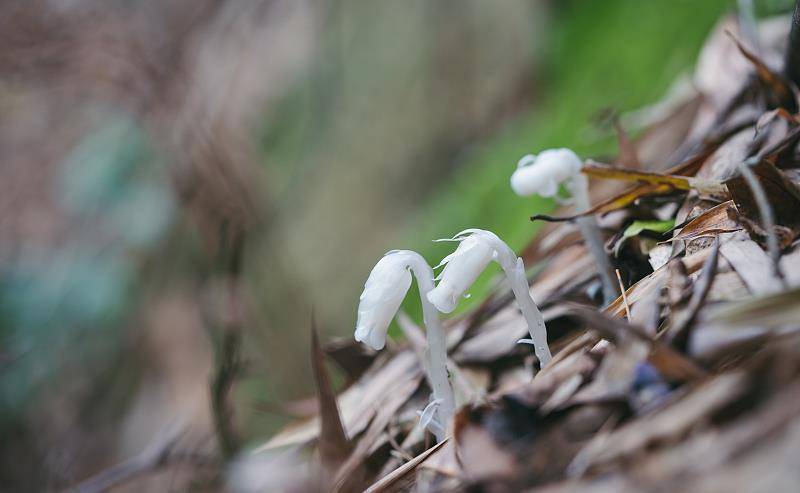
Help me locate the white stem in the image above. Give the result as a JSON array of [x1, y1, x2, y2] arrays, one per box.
[[508, 258, 552, 366], [569, 174, 619, 305], [481, 235, 552, 367], [403, 252, 455, 442]]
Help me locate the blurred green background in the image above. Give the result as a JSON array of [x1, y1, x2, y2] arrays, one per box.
[[1, 0, 794, 488]]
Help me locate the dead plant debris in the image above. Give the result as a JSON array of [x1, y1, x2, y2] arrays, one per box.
[[251, 13, 800, 493]]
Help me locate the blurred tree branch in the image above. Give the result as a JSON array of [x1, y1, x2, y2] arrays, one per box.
[[65, 429, 217, 493]]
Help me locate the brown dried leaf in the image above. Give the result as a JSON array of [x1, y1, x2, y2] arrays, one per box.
[[325, 337, 378, 384], [311, 325, 352, 477], [569, 372, 747, 475], [258, 352, 422, 451], [454, 406, 519, 481], [567, 306, 706, 383], [532, 183, 679, 222], [667, 236, 720, 347], [453, 305, 566, 364], [531, 157, 728, 222], [568, 337, 648, 405], [519, 344, 599, 408], [758, 122, 800, 161], [606, 246, 715, 319], [726, 30, 798, 112], [719, 232, 782, 295], [455, 396, 591, 487], [362, 440, 449, 493], [587, 162, 728, 198], [705, 286, 800, 329], [633, 380, 800, 487], [670, 200, 741, 241], [582, 162, 694, 189], [725, 158, 800, 236], [331, 377, 422, 493]]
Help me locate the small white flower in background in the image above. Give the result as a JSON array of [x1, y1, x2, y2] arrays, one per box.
[[511, 148, 583, 198], [355, 252, 412, 350], [511, 148, 620, 305]]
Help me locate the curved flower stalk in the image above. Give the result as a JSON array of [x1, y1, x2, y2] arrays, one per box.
[[355, 250, 455, 442], [511, 148, 618, 305], [427, 229, 552, 367]]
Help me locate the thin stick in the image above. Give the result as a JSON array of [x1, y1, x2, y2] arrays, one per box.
[[570, 174, 620, 305], [616, 269, 631, 322], [737, 158, 787, 286], [209, 225, 245, 458], [737, 0, 759, 55]]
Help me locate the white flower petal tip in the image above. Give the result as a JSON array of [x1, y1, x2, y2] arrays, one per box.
[[510, 148, 583, 197], [354, 324, 387, 350], [426, 285, 458, 313], [354, 251, 414, 350]]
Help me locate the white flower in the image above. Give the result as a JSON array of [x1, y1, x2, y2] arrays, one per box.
[[354, 250, 457, 440], [510, 147, 618, 305], [510, 148, 583, 197], [428, 228, 552, 366], [427, 230, 497, 313], [355, 252, 412, 350]]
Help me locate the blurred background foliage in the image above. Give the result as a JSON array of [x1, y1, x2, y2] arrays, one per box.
[[0, 0, 795, 489]]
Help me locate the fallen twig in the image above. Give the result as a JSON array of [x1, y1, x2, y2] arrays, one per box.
[[737, 158, 787, 285]]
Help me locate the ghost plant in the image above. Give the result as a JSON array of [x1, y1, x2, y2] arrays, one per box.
[[355, 250, 455, 441], [427, 229, 552, 367], [511, 148, 618, 305]]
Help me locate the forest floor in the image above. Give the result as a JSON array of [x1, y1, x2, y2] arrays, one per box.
[[248, 13, 800, 493]]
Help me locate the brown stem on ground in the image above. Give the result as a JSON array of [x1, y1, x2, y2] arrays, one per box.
[[210, 224, 246, 459]]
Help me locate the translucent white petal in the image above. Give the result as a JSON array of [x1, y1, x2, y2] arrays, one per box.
[[428, 234, 494, 313], [354, 252, 412, 350], [416, 399, 443, 430]]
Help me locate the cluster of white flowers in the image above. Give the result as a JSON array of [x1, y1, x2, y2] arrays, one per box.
[[353, 147, 606, 442]]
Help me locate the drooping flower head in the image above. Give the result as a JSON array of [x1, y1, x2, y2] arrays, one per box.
[[355, 251, 412, 350], [429, 228, 552, 366], [355, 249, 457, 441], [510, 148, 583, 197], [427, 229, 508, 313]]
